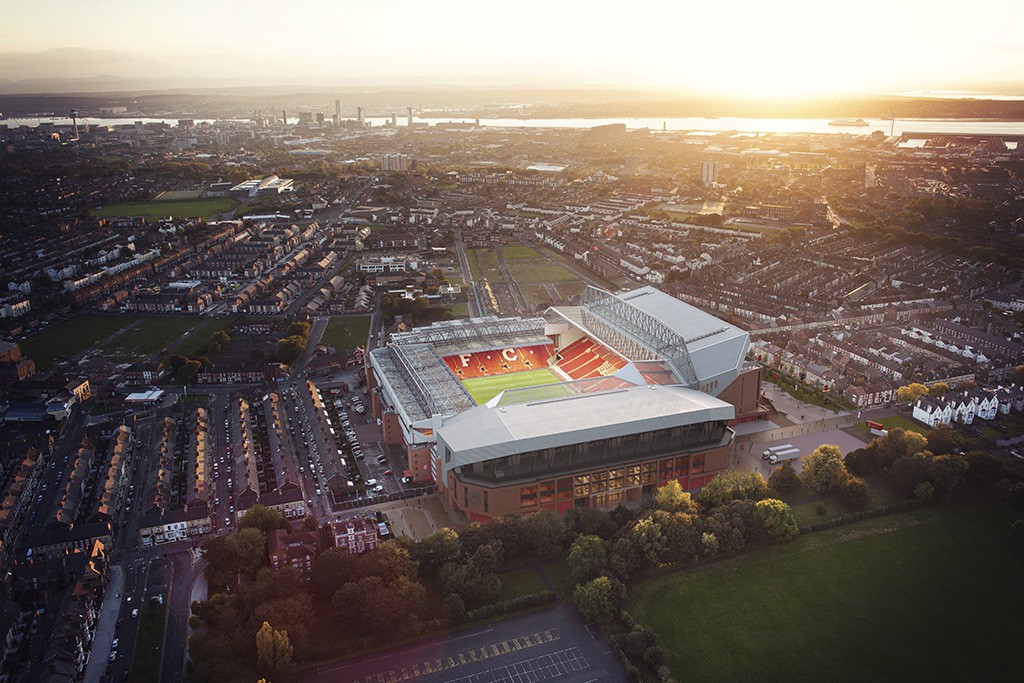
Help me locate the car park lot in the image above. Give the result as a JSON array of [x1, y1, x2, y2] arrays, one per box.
[[307, 602, 627, 683]]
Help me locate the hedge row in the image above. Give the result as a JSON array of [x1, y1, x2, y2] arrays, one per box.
[[798, 498, 927, 533], [464, 590, 557, 621]]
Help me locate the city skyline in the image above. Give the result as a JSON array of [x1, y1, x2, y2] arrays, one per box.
[[3, 0, 1024, 96]]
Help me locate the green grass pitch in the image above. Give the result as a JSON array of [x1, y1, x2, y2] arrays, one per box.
[[461, 367, 564, 404]]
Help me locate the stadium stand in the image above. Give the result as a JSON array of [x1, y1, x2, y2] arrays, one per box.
[[555, 337, 627, 380], [443, 344, 554, 379]]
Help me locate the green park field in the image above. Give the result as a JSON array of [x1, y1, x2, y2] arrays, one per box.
[[103, 316, 202, 357], [20, 315, 138, 369], [323, 316, 371, 352], [91, 197, 237, 221], [629, 502, 1024, 682], [461, 367, 564, 404]]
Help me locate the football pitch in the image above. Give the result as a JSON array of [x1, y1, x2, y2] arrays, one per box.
[[461, 367, 564, 404]]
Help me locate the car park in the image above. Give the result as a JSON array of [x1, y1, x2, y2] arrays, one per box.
[[384, 469, 393, 475], [372, 485, 385, 493], [366, 478, 377, 486]]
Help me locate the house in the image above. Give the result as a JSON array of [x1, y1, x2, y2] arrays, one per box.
[[949, 393, 977, 425], [267, 528, 323, 575], [912, 398, 952, 427], [330, 516, 380, 555]]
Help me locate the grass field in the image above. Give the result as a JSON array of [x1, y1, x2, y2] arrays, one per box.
[[498, 568, 547, 602], [103, 316, 202, 357], [166, 315, 239, 359], [461, 367, 563, 404], [21, 315, 139, 369], [449, 303, 471, 317], [91, 197, 237, 221], [879, 414, 930, 436], [503, 245, 540, 259], [629, 501, 1024, 682], [323, 316, 371, 352], [154, 189, 203, 201], [131, 605, 166, 683]]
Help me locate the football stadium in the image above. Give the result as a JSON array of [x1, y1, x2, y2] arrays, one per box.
[[367, 285, 768, 521]]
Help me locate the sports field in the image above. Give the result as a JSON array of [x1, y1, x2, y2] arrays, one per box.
[[629, 501, 1024, 682], [20, 315, 139, 370], [91, 198, 237, 221], [461, 367, 564, 404]]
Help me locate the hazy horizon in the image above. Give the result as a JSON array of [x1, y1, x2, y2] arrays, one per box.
[[4, 0, 1024, 97]]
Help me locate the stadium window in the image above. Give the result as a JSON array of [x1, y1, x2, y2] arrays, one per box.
[[464, 486, 468, 508], [557, 477, 572, 500], [641, 462, 657, 484], [626, 465, 641, 487], [520, 486, 537, 508], [692, 453, 705, 474], [574, 474, 590, 497], [608, 468, 623, 491], [659, 458, 675, 480], [539, 481, 555, 504], [483, 491, 488, 513], [676, 455, 690, 475]]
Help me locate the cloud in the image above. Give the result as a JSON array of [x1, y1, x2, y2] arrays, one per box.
[[0, 47, 176, 80]]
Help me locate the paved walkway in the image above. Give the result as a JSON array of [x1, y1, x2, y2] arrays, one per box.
[[372, 494, 463, 540], [83, 564, 125, 683]]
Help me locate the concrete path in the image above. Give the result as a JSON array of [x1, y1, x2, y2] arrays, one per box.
[[83, 564, 125, 683]]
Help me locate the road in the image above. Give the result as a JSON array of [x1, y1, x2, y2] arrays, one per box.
[[161, 549, 204, 683], [454, 230, 481, 317], [306, 602, 627, 683]]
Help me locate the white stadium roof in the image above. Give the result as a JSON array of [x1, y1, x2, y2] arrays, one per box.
[[437, 384, 734, 464]]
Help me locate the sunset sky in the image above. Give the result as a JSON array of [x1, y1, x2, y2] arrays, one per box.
[[2, 0, 1023, 95]]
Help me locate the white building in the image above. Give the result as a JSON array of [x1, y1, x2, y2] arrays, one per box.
[[701, 160, 719, 187]]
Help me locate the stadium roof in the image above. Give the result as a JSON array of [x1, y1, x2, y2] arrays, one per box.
[[549, 286, 749, 394], [437, 384, 734, 463], [389, 316, 551, 356]]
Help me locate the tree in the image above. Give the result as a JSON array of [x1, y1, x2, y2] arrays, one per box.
[[768, 460, 801, 494], [573, 577, 616, 626], [285, 322, 311, 339], [444, 592, 467, 622], [409, 528, 460, 578], [310, 548, 359, 599], [700, 532, 719, 559], [696, 471, 769, 511], [927, 382, 950, 397], [1011, 364, 1024, 385], [210, 329, 231, 354], [238, 505, 286, 535], [928, 453, 969, 502], [568, 535, 607, 585], [654, 480, 696, 513], [176, 359, 201, 385], [754, 499, 798, 541], [300, 515, 320, 532], [255, 621, 293, 678], [362, 541, 418, 583], [276, 335, 308, 364], [522, 510, 568, 558], [895, 383, 929, 402], [800, 445, 850, 493], [872, 429, 927, 469], [839, 476, 870, 510], [611, 518, 666, 579], [891, 454, 935, 497], [232, 528, 269, 576]]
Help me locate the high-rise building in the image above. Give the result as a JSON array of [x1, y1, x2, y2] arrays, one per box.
[[625, 154, 640, 175], [380, 153, 411, 172], [391, 113, 397, 127], [357, 107, 365, 125], [335, 99, 342, 118], [315, 112, 325, 124], [281, 110, 287, 125], [865, 163, 876, 189], [407, 107, 413, 127], [701, 160, 719, 187]]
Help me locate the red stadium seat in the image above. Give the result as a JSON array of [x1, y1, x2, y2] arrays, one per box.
[[555, 337, 626, 380], [444, 344, 554, 379]]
